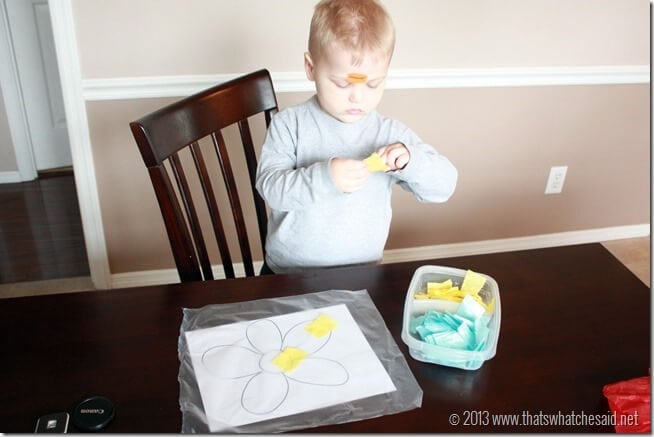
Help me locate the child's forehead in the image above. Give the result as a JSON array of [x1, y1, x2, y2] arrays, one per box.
[[321, 43, 390, 75]]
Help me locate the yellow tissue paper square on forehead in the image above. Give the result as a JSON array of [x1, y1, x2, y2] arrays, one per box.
[[347, 72, 368, 83], [364, 152, 390, 172], [305, 313, 339, 338], [461, 269, 486, 294], [272, 347, 308, 372]]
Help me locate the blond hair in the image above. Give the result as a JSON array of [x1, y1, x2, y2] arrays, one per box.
[[308, 0, 395, 65]]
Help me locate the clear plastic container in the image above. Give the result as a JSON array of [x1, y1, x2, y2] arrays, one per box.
[[401, 265, 501, 370]]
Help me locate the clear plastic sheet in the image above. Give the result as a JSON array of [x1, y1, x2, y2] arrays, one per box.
[[178, 289, 423, 433]]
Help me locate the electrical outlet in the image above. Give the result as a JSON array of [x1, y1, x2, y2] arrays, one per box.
[[545, 166, 567, 194]]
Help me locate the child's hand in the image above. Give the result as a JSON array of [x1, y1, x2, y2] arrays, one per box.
[[330, 158, 369, 193], [378, 143, 410, 171]]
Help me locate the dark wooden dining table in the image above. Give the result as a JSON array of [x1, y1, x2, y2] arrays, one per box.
[[0, 243, 649, 432]]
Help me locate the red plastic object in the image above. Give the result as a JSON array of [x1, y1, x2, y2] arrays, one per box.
[[603, 375, 650, 433]]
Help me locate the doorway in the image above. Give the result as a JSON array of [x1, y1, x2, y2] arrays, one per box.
[[0, 0, 87, 285], [3, 0, 72, 175]]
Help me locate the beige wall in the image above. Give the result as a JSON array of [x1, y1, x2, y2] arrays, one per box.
[[88, 83, 649, 273], [73, 0, 650, 276], [73, 0, 648, 76], [380, 85, 649, 247]]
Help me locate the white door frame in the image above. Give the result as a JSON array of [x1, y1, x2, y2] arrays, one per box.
[[50, 0, 111, 289], [48, 0, 110, 289]]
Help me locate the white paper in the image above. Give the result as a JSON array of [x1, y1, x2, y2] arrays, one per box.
[[185, 303, 397, 431]]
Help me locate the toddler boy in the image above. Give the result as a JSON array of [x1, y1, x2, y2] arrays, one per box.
[[255, 0, 457, 274]]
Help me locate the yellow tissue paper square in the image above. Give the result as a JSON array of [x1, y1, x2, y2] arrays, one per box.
[[414, 270, 494, 313], [272, 347, 308, 372], [305, 313, 339, 338], [461, 269, 486, 294], [428, 279, 453, 292], [364, 152, 389, 172]]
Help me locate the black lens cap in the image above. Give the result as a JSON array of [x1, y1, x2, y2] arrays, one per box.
[[71, 396, 115, 432]]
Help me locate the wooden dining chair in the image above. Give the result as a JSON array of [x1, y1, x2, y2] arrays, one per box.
[[129, 69, 278, 282]]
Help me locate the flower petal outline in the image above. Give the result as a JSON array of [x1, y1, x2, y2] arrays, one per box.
[[241, 372, 289, 415], [246, 319, 282, 353], [282, 319, 331, 355], [286, 357, 349, 386]]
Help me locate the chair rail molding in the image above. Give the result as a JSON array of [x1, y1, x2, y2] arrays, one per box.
[[82, 65, 650, 101]]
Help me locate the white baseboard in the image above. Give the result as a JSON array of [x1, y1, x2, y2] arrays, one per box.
[[0, 170, 21, 183], [382, 224, 650, 264], [109, 224, 649, 289], [110, 260, 264, 289]]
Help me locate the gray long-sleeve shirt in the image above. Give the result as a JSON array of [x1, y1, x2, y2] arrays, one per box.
[[255, 95, 457, 274]]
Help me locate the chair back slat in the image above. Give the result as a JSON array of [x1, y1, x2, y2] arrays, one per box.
[[238, 119, 268, 250], [129, 69, 278, 282], [264, 108, 275, 127], [147, 165, 202, 282], [212, 131, 255, 277], [170, 152, 214, 280], [189, 142, 234, 279]]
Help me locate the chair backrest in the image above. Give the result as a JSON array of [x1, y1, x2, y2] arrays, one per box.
[[130, 69, 278, 282]]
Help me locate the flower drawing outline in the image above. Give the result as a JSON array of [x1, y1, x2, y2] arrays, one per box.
[[201, 316, 350, 415]]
